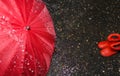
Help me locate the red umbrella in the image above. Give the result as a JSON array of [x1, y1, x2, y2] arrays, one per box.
[[0, 0, 56, 76]]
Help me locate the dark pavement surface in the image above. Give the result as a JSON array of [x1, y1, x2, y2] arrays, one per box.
[[44, 0, 120, 76]]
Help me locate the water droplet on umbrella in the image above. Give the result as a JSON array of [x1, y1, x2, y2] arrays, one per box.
[[14, 65, 16, 68], [29, 68, 32, 71], [22, 50, 25, 52], [29, 68, 34, 73], [38, 65, 41, 68], [2, 16, 5, 19], [31, 70, 34, 73], [27, 63, 30, 65], [13, 61, 16, 64]]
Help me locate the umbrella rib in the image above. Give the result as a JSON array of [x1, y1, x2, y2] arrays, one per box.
[[30, 13, 52, 27], [31, 26, 53, 29], [0, 0, 24, 25], [33, 32, 53, 54], [1, 41, 19, 76], [33, 30, 54, 43], [31, 34, 48, 76], [3, 43, 22, 75], [27, 0, 35, 24], [14, 0, 26, 24], [26, 33, 38, 75], [32, 29, 55, 37], [0, 10, 21, 27], [28, 3, 45, 25], [29, 32, 48, 70], [0, 39, 12, 52], [35, 44, 48, 75]]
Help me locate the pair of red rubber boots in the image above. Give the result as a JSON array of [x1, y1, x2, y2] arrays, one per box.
[[98, 33, 120, 57]]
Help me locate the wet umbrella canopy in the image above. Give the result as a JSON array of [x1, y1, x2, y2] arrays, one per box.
[[0, 0, 56, 76]]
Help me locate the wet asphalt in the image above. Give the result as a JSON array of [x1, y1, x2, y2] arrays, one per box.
[[44, 0, 120, 76]]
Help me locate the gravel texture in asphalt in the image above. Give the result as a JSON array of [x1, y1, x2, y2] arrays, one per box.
[[44, 0, 120, 76]]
